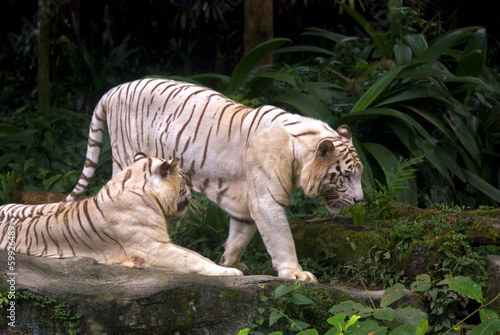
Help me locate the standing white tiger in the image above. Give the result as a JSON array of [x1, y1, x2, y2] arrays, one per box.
[[68, 79, 363, 282]]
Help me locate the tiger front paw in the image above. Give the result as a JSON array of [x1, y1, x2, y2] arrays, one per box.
[[279, 269, 318, 283], [215, 266, 244, 276]]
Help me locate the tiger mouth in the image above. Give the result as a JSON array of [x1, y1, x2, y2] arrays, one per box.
[[177, 197, 191, 212], [322, 193, 342, 212], [320, 188, 350, 212]]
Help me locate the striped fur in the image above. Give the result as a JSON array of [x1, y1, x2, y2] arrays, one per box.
[[0, 153, 242, 276], [67, 79, 363, 282]]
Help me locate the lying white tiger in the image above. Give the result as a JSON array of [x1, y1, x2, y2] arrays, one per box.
[[0, 153, 242, 276], [67, 79, 363, 282]]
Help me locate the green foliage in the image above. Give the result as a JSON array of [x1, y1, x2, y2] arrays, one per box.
[[0, 109, 112, 205], [15, 291, 81, 335], [242, 276, 500, 335]]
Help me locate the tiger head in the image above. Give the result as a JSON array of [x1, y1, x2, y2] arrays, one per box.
[[133, 153, 192, 216], [300, 125, 363, 213]]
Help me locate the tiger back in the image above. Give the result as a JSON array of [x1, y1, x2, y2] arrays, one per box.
[[67, 79, 363, 281], [0, 153, 242, 276]]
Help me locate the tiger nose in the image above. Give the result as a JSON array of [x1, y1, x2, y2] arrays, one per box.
[[354, 190, 364, 203]]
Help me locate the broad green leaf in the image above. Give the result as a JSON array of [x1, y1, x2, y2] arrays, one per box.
[[190, 73, 230, 84], [345, 315, 361, 330], [255, 72, 298, 87], [336, 108, 434, 143], [410, 274, 431, 292], [345, 320, 388, 335], [388, 324, 417, 335], [457, 28, 487, 77], [380, 283, 406, 308], [324, 329, 341, 335], [456, 50, 485, 77], [416, 319, 428, 335], [236, 328, 250, 335], [401, 106, 454, 142], [352, 136, 375, 187], [228, 38, 290, 92], [438, 276, 484, 303], [269, 310, 282, 327], [336, 1, 391, 57], [397, 67, 452, 79], [351, 66, 406, 112], [302, 27, 357, 44], [274, 92, 331, 120], [373, 308, 398, 321], [404, 34, 428, 57], [394, 43, 412, 65], [297, 329, 319, 335], [395, 308, 428, 326], [479, 309, 499, 323], [462, 169, 500, 203], [290, 319, 311, 330], [362, 143, 400, 183], [471, 320, 500, 335], [373, 85, 449, 107], [268, 332, 284, 335], [447, 111, 481, 163], [290, 292, 315, 305], [275, 45, 335, 57], [328, 313, 347, 331], [443, 75, 491, 91], [274, 284, 294, 298], [417, 30, 464, 63]]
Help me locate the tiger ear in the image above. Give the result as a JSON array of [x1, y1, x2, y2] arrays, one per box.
[[159, 158, 179, 178], [316, 139, 336, 162], [134, 152, 148, 162], [336, 125, 352, 142]]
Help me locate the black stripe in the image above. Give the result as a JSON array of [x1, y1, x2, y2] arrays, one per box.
[[216, 102, 236, 135], [76, 204, 93, 239], [83, 200, 106, 242], [200, 127, 213, 169]]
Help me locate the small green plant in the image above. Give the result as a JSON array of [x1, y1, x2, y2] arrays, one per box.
[[241, 276, 500, 335], [8, 291, 82, 335], [363, 156, 422, 220]]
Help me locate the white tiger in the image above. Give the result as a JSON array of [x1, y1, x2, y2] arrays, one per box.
[[0, 153, 243, 276], [67, 79, 363, 282]]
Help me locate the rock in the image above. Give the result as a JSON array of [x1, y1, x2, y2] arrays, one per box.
[[0, 250, 358, 335]]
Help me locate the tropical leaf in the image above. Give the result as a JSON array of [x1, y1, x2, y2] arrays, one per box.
[[275, 45, 335, 57], [362, 143, 400, 183], [380, 283, 406, 308], [388, 324, 417, 335], [228, 38, 290, 92], [417, 29, 465, 63], [336, 108, 434, 143], [462, 169, 500, 203], [438, 276, 484, 303], [350, 66, 406, 112], [254, 72, 298, 88], [274, 92, 331, 120], [403, 34, 428, 57], [336, 1, 391, 58], [269, 310, 282, 327], [394, 43, 412, 65], [301, 27, 358, 44], [352, 136, 375, 187], [471, 320, 500, 335]]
